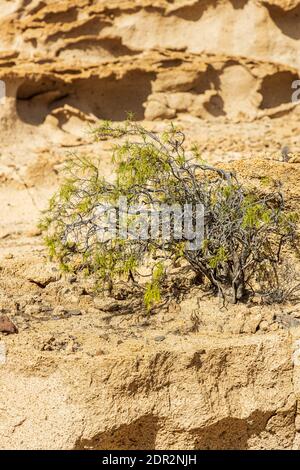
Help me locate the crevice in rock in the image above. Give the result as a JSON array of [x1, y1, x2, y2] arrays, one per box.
[[15, 70, 155, 124], [192, 64, 221, 93], [16, 77, 67, 125], [258, 71, 299, 109], [75, 415, 160, 450], [69, 70, 155, 121], [167, 0, 249, 21], [203, 94, 226, 116], [34, 6, 78, 24], [263, 2, 300, 40], [56, 37, 139, 61], [167, 0, 219, 21], [47, 17, 110, 42], [192, 411, 273, 450]]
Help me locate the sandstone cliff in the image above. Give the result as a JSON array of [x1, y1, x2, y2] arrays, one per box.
[[0, 0, 300, 126]]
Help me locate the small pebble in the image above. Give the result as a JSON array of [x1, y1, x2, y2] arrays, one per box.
[[154, 335, 166, 342], [68, 309, 82, 316], [52, 306, 66, 317], [259, 320, 269, 331], [0, 315, 18, 334]]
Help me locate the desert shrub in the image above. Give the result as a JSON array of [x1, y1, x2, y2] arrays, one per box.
[[40, 120, 299, 309], [259, 260, 300, 304]]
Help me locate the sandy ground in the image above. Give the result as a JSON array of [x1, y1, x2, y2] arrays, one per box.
[[0, 113, 299, 344]]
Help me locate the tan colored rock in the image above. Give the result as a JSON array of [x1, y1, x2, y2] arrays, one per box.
[[290, 154, 300, 163], [243, 313, 263, 334], [0, 330, 299, 449], [144, 99, 176, 120], [166, 92, 193, 112], [0, 315, 18, 334], [25, 262, 61, 288]]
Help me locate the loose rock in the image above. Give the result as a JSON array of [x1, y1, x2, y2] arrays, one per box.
[[0, 315, 18, 334]]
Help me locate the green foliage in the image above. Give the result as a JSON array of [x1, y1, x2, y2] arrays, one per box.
[[40, 120, 299, 309], [241, 203, 271, 229], [209, 246, 228, 269], [144, 263, 165, 312]]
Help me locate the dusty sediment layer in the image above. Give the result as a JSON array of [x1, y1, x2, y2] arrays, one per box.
[[1, 324, 300, 450]]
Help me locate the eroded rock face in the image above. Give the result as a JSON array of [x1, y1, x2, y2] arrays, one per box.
[[1, 254, 299, 450], [0, 330, 299, 449], [0, 0, 299, 126]]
